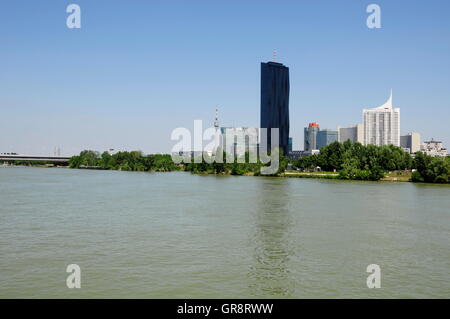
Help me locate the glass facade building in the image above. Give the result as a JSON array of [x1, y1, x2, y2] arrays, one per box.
[[317, 129, 338, 149], [260, 62, 290, 155], [304, 122, 320, 151]]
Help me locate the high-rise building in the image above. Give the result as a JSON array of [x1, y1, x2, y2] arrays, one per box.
[[220, 127, 259, 157], [304, 122, 320, 151], [338, 124, 364, 144], [363, 90, 400, 146], [400, 133, 421, 154], [260, 61, 290, 155], [317, 129, 338, 149], [288, 137, 293, 153]]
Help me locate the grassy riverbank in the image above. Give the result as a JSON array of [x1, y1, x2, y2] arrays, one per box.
[[283, 170, 414, 182], [282, 171, 339, 179], [381, 171, 412, 182], [0, 161, 68, 168]]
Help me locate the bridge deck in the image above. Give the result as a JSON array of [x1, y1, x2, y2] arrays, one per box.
[[0, 155, 71, 163]]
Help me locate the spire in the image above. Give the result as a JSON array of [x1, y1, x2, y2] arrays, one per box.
[[214, 107, 219, 130], [375, 89, 393, 109]]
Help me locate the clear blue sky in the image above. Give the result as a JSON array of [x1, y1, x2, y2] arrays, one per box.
[[1, 0, 449, 155]]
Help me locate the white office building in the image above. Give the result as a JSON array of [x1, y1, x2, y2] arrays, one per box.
[[420, 139, 448, 157], [220, 127, 259, 157], [363, 90, 400, 147], [338, 124, 364, 144], [400, 133, 421, 154]]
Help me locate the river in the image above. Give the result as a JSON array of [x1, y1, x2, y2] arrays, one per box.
[[0, 166, 449, 298]]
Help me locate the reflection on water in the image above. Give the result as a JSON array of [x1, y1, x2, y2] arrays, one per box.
[[249, 179, 295, 297], [1, 167, 449, 298]]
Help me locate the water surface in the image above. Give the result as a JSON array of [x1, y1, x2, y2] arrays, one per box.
[[0, 166, 449, 298]]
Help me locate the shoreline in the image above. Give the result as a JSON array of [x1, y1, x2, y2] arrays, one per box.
[[4, 163, 450, 185], [0, 163, 416, 182], [283, 170, 413, 182]]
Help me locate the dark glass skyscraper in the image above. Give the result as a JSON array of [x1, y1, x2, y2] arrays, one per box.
[[260, 62, 290, 155]]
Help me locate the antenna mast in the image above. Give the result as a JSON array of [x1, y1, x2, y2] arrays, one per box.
[[214, 107, 219, 130]]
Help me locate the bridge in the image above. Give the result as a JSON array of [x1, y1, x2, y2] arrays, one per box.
[[0, 155, 71, 163]]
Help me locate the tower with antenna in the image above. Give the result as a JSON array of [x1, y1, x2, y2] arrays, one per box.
[[213, 107, 221, 155], [214, 107, 219, 131]]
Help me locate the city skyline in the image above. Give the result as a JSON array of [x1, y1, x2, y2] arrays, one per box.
[[1, 0, 450, 155]]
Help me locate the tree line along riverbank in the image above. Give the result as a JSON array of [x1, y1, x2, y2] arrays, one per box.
[[293, 141, 450, 183], [68, 150, 288, 176], [2, 142, 448, 184], [63, 141, 450, 184]]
